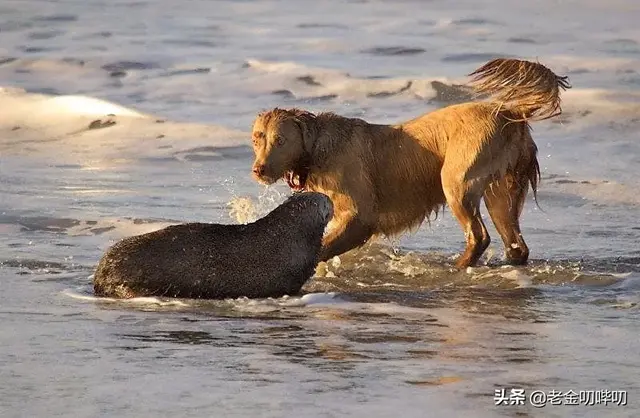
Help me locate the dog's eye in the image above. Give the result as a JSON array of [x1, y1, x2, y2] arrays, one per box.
[[276, 135, 286, 146]]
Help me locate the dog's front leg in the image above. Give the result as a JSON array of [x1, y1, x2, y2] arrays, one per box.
[[319, 214, 374, 262]]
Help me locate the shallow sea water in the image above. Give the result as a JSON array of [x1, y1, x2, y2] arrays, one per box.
[[1, 1, 640, 417]]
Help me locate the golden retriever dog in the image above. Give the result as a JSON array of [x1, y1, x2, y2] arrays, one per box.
[[250, 58, 570, 268]]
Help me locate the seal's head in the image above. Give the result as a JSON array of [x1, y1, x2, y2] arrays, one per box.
[[279, 191, 333, 226], [250, 108, 317, 192]]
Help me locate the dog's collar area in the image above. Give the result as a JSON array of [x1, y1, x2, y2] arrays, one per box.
[[285, 169, 308, 192], [283, 151, 312, 192]]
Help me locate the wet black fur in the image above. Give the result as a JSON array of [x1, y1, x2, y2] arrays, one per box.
[[93, 192, 332, 299]]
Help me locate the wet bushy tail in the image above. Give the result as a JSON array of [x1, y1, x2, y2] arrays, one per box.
[[468, 58, 571, 121], [527, 145, 541, 207]]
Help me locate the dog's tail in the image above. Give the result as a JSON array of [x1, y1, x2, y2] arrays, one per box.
[[468, 58, 571, 121]]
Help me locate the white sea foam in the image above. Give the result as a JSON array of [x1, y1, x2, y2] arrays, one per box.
[[498, 269, 535, 288], [224, 292, 340, 311], [297, 292, 341, 305], [65, 285, 343, 312], [386, 251, 430, 277], [62, 286, 190, 307]]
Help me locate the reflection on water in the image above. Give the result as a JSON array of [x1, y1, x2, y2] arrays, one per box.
[[82, 278, 635, 415], [43, 247, 631, 416], [106, 284, 547, 382], [1, 245, 638, 417]]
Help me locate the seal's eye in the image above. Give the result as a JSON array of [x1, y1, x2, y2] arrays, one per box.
[[276, 135, 286, 146]]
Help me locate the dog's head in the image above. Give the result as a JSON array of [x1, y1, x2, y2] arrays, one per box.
[[250, 108, 316, 191]]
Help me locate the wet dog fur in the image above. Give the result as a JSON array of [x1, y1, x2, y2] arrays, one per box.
[[250, 58, 570, 268]]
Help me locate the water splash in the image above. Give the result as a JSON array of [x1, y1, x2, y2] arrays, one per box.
[[226, 186, 289, 224]]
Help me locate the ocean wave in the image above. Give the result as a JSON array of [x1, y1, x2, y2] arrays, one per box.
[[0, 87, 247, 160], [2, 54, 639, 149], [245, 58, 640, 125], [0, 56, 208, 80], [0, 212, 176, 239], [245, 58, 472, 104]]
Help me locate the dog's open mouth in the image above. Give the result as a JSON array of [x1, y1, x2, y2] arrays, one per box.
[[285, 170, 308, 192]]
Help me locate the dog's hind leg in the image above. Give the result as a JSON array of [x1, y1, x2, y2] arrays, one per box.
[[441, 175, 491, 268], [483, 173, 530, 265]]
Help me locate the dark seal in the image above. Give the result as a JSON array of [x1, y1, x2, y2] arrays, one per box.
[[93, 192, 333, 299]]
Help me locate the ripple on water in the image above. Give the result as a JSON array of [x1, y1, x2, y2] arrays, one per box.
[[442, 52, 518, 63], [360, 46, 427, 56], [32, 14, 78, 23]]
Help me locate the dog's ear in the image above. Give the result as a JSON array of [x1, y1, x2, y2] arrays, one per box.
[[294, 117, 313, 154], [291, 110, 316, 155]]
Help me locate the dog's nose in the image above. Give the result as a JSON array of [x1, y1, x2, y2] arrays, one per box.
[[252, 164, 266, 177]]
